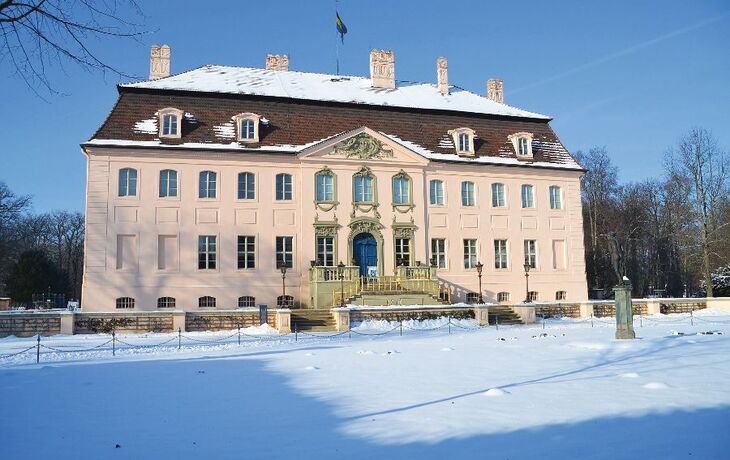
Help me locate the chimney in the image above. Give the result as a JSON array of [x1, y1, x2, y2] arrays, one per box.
[[436, 57, 448, 95], [487, 79, 504, 104], [266, 54, 289, 71], [370, 49, 395, 89], [149, 44, 170, 80]]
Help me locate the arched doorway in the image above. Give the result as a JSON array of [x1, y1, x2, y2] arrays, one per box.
[[353, 233, 377, 277]]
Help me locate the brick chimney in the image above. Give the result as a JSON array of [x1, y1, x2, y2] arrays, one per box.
[[370, 49, 395, 89], [266, 54, 289, 71], [436, 57, 448, 95], [487, 79, 504, 104], [149, 44, 170, 80]]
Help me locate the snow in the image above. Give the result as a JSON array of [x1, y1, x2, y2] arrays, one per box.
[[121, 65, 550, 120], [132, 118, 157, 134], [2, 310, 730, 459]]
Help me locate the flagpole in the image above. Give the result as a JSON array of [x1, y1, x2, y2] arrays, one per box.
[[335, 0, 340, 75]]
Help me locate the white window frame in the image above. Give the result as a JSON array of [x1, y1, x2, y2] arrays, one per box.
[[353, 174, 374, 203], [524, 239, 537, 269], [198, 296, 217, 308], [199, 171, 217, 199], [159, 169, 178, 198], [431, 238, 446, 269], [429, 179, 444, 206], [118, 167, 138, 197], [463, 239, 477, 269], [555, 291, 567, 301], [238, 296, 256, 308], [549, 185, 563, 210], [238, 172, 256, 200], [394, 237, 412, 267], [315, 171, 335, 203], [276, 236, 294, 269], [237, 235, 256, 269], [159, 108, 183, 139], [491, 183, 506, 208], [509, 132, 534, 157], [316, 236, 335, 267], [497, 292, 510, 303], [198, 235, 217, 270], [157, 297, 176, 309], [116, 297, 135, 309], [449, 127, 476, 156], [276, 173, 293, 201], [494, 239, 508, 269], [521, 184, 534, 209], [461, 181, 475, 207], [234, 112, 261, 143]]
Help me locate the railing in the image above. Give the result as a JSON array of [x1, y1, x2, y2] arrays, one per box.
[[310, 266, 360, 282], [330, 267, 449, 307]]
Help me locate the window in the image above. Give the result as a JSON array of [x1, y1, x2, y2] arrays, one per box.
[[463, 239, 477, 269], [392, 174, 411, 205], [157, 235, 178, 271], [163, 114, 178, 136], [509, 132, 533, 157], [277, 295, 294, 308], [315, 171, 334, 202], [353, 174, 374, 203], [395, 238, 411, 267], [276, 236, 293, 268], [316, 236, 335, 267], [491, 183, 505, 207], [159, 108, 183, 139], [157, 297, 176, 309], [276, 173, 293, 201], [238, 172, 255, 200], [461, 181, 475, 206], [518, 137, 529, 156], [159, 169, 178, 198], [237, 236, 255, 269], [528, 291, 538, 302], [118, 168, 137, 197], [465, 292, 480, 304], [431, 238, 446, 268], [449, 127, 476, 155], [521, 184, 534, 208], [494, 239, 508, 269], [555, 291, 567, 301], [199, 171, 217, 198], [524, 240, 537, 269], [116, 297, 135, 309], [199, 296, 216, 308], [238, 296, 255, 308], [234, 112, 261, 142], [497, 292, 510, 302], [429, 180, 444, 205], [549, 185, 562, 210], [198, 235, 217, 270]]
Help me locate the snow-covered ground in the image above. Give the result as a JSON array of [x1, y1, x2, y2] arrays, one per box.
[[2, 310, 730, 459]]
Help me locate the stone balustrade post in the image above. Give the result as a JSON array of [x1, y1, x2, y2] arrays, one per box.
[[172, 310, 186, 333], [59, 312, 75, 335], [333, 308, 350, 332], [512, 305, 536, 324], [474, 305, 490, 326], [275, 309, 291, 333], [579, 301, 594, 318], [644, 299, 661, 315]]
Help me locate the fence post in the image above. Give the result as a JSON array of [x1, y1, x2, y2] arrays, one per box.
[[448, 316, 451, 334], [639, 314, 643, 328], [541, 313, 545, 330], [295, 323, 298, 342], [238, 325, 241, 345], [591, 313, 594, 328], [36, 334, 40, 364], [112, 331, 116, 356], [178, 328, 181, 350], [495, 315, 499, 331], [400, 320, 403, 336], [690, 310, 694, 326]]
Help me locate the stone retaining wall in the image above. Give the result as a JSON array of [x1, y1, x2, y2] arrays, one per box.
[[0, 313, 62, 337], [349, 307, 474, 323], [185, 311, 276, 332]]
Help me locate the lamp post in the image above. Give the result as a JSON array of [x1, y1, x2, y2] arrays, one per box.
[[523, 262, 531, 303], [338, 261, 346, 308], [278, 261, 288, 307], [475, 261, 484, 304]]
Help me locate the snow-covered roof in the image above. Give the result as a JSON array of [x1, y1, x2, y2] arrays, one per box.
[[121, 65, 550, 120]]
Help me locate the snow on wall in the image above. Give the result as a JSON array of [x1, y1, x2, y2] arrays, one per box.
[[213, 122, 235, 139], [133, 118, 157, 134]]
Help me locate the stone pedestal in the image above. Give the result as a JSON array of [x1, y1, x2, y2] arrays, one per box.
[[275, 309, 291, 334], [614, 285, 635, 339], [59, 312, 75, 335], [474, 305, 490, 327], [332, 308, 350, 332], [512, 305, 536, 324], [579, 301, 594, 318], [172, 311, 186, 332]]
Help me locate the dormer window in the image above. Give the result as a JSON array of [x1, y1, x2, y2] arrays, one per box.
[[234, 112, 261, 143], [509, 132, 534, 158], [158, 108, 183, 139], [448, 127, 476, 156]]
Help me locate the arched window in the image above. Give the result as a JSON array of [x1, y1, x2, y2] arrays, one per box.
[[234, 112, 261, 142], [465, 293, 480, 304], [518, 137, 529, 155], [527, 291, 538, 302], [238, 172, 255, 200], [491, 183, 505, 207], [315, 169, 335, 202], [157, 297, 176, 309], [116, 297, 135, 309], [461, 181, 475, 206], [509, 132, 534, 157], [392, 172, 411, 205], [277, 295, 294, 308], [159, 169, 178, 197], [198, 296, 216, 308], [238, 296, 255, 308], [521, 184, 534, 208], [159, 108, 183, 138], [276, 173, 293, 200], [118, 168, 137, 197], [497, 292, 510, 302], [429, 179, 444, 205], [353, 169, 375, 203], [199, 171, 217, 198], [555, 291, 567, 301], [449, 127, 476, 156], [549, 185, 562, 209]]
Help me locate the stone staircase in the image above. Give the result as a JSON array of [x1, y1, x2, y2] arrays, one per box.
[[345, 292, 449, 307], [291, 309, 337, 332], [488, 305, 524, 325]]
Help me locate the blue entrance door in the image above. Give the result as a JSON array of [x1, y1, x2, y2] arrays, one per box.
[[353, 233, 377, 277]]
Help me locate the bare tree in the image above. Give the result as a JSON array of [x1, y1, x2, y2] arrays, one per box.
[[0, 0, 146, 96], [666, 128, 728, 297]]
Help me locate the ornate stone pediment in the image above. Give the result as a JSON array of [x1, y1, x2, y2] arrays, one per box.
[[331, 133, 394, 160]]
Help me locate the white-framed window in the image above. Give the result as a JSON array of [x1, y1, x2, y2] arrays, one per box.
[[449, 127, 476, 155], [491, 183, 505, 207], [159, 169, 178, 198], [524, 239, 537, 269], [159, 108, 183, 139], [234, 112, 261, 142], [237, 236, 255, 269], [276, 173, 293, 201], [157, 297, 176, 309], [429, 179, 444, 205], [118, 168, 137, 197], [116, 297, 135, 309], [509, 132, 534, 157], [521, 184, 534, 208], [316, 236, 335, 267], [198, 296, 216, 308], [461, 181, 475, 206], [395, 238, 411, 267], [238, 172, 255, 200], [549, 185, 562, 210], [392, 174, 411, 205], [494, 239, 508, 269], [238, 296, 256, 308], [497, 292, 510, 302], [528, 291, 538, 302], [276, 236, 293, 268], [277, 295, 294, 308], [431, 238, 446, 269], [518, 137, 529, 156], [316, 171, 335, 202], [458, 133, 470, 152], [199, 171, 217, 199], [354, 175, 374, 203], [198, 235, 217, 270], [466, 292, 480, 304], [555, 291, 567, 301], [463, 239, 477, 269]]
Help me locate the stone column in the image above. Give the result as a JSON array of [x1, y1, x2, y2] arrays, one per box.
[[333, 308, 350, 332], [276, 309, 291, 334], [579, 301, 594, 318], [614, 285, 635, 339], [59, 312, 75, 335], [474, 305, 490, 327], [645, 299, 661, 315], [172, 311, 186, 333]]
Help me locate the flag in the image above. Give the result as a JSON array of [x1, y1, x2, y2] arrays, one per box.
[[336, 12, 348, 43]]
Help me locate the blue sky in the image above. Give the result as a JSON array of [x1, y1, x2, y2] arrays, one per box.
[[1, 0, 728, 213]]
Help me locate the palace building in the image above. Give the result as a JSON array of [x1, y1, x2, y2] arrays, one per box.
[[80, 46, 588, 312]]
